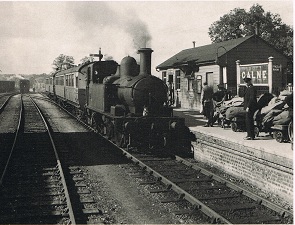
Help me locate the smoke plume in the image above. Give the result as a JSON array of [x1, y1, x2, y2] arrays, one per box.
[[68, 2, 152, 60]]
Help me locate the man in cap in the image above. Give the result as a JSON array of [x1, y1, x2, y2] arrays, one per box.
[[243, 77, 258, 140]]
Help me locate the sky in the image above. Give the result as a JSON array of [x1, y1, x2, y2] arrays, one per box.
[[0, 1, 293, 76]]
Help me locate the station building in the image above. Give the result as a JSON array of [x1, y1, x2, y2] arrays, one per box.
[[156, 35, 291, 109], [157, 35, 293, 204]]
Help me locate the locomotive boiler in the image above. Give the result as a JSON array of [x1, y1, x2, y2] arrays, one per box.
[[46, 48, 194, 154]]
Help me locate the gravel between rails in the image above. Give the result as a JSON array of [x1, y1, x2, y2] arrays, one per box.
[[32, 94, 206, 224]]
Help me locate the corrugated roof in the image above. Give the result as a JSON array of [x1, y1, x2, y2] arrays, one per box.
[[156, 35, 254, 70]]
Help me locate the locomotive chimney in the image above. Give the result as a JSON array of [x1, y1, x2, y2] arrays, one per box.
[[137, 48, 153, 75]]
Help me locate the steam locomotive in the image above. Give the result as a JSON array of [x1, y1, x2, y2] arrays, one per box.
[[19, 79, 30, 94], [45, 48, 194, 154]]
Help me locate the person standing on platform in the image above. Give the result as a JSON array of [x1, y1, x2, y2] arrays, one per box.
[[243, 77, 258, 140], [201, 82, 214, 127]]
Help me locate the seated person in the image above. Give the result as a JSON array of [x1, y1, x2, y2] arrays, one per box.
[[213, 84, 227, 102]]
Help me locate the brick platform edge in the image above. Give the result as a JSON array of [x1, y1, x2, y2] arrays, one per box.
[[192, 130, 293, 205]]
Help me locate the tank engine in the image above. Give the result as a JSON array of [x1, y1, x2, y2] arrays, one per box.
[[46, 48, 194, 154], [19, 79, 30, 94]]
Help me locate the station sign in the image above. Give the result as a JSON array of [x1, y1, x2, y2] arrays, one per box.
[[239, 64, 268, 85]]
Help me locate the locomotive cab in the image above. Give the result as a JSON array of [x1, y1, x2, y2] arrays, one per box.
[[85, 60, 118, 113]]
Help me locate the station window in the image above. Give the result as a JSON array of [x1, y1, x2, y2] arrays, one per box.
[[162, 71, 167, 83], [188, 79, 193, 91], [175, 70, 181, 90]]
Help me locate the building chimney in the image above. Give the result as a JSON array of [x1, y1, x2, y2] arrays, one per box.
[[192, 41, 196, 48], [137, 48, 153, 75]]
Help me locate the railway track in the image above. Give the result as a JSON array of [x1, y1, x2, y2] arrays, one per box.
[[0, 93, 13, 113], [120, 152, 293, 224], [0, 95, 102, 224], [32, 94, 294, 224]]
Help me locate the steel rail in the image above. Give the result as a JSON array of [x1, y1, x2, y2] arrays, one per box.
[[119, 149, 232, 224], [0, 94, 13, 113], [0, 95, 23, 186], [28, 95, 77, 225], [176, 155, 293, 218]]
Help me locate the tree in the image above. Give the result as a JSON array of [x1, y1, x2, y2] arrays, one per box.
[[80, 56, 94, 64], [80, 54, 114, 64], [208, 4, 293, 57], [52, 54, 75, 71]]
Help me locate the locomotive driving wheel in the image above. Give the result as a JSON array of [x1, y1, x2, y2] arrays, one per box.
[[75, 108, 84, 120], [104, 118, 114, 140], [89, 112, 99, 132], [115, 129, 127, 147]]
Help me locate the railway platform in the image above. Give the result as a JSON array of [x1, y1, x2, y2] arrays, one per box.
[[173, 108, 293, 205]]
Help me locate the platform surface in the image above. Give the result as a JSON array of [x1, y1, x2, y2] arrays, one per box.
[[173, 108, 293, 161]]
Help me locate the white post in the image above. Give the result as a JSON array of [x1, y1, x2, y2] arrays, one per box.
[[268, 56, 273, 93], [223, 67, 227, 89], [236, 60, 240, 94]]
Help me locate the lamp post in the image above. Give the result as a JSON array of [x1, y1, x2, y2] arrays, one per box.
[[216, 46, 227, 65], [216, 46, 228, 88]]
